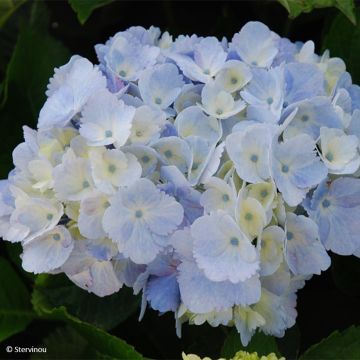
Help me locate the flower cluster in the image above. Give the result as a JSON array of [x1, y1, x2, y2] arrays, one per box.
[[182, 351, 284, 360], [1, 22, 360, 345]]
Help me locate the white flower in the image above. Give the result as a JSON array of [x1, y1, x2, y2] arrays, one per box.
[[80, 90, 135, 147]]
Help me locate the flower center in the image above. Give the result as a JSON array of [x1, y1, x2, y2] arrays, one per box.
[[301, 114, 309, 122], [53, 234, 61, 241], [142, 155, 150, 163], [119, 70, 127, 77], [230, 237, 239, 246], [231, 77, 238, 85], [108, 164, 116, 173], [222, 194, 230, 202], [322, 199, 331, 208], [135, 210, 143, 218], [281, 164, 289, 173], [245, 213, 253, 221], [250, 154, 258, 163], [267, 97, 273, 105], [287, 231, 294, 240], [46, 213, 53, 221], [155, 97, 162, 105], [105, 130, 113, 138], [82, 180, 90, 188], [260, 189, 268, 198], [164, 150, 173, 158], [325, 152, 334, 162]]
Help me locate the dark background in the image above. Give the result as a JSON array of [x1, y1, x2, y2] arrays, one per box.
[[1, 1, 360, 359]]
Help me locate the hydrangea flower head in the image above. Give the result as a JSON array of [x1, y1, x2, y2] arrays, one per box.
[[2, 21, 360, 348]]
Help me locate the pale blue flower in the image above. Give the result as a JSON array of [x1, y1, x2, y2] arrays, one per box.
[[199, 82, 246, 119], [102, 178, 183, 264], [38, 57, 107, 130], [62, 237, 121, 297], [283, 96, 342, 140], [271, 134, 328, 206], [138, 63, 184, 110], [305, 177, 360, 255], [160, 166, 203, 227], [252, 288, 297, 337], [284, 63, 325, 106], [5, 186, 63, 243], [319, 127, 360, 174], [123, 145, 159, 178], [21, 226, 73, 274], [178, 259, 261, 313], [100, 32, 160, 82], [285, 213, 330, 276], [226, 123, 276, 183], [200, 177, 236, 215], [230, 21, 278, 68], [175, 105, 221, 144], [215, 60, 252, 93], [240, 65, 284, 120], [192, 211, 259, 283], [152, 136, 192, 173], [169, 37, 227, 83], [79, 90, 135, 147]]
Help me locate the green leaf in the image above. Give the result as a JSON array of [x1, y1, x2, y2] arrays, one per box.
[[34, 274, 140, 330], [0, 0, 26, 28], [32, 326, 90, 359], [68, 0, 115, 24], [0, 8, 70, 178], [277, 0, 356, 25], [300, 326, 360, 359], [32, 276, 144, 359], [322, 8, 360, 84], [0, 257, 35, 342], [221, 329, 281, 359]]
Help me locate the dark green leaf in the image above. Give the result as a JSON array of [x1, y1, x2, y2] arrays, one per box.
[[0, 7, 70, 178], [0, 257, 34, 342], [322, 8, 360, 84], [68, 0, 115, 24], [221, 329, 281, 359], [32, 275, 144, 359], [32, 326, 89, 359], [34, 274, 140, 330], [0, 0, 26, 28], [300, 326, 360, 359], [277, 0, 356, 24]]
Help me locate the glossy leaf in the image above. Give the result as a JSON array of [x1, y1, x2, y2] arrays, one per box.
[[300, 326, 360, 359], [277, 0, 356, 24], [322, 8, 360, 83], [0, 257, 34, 342], [33, 274, 140, 330], [68, 0, 115, 24], [32, 277, 144, 360], [0, 0, 26, 28]]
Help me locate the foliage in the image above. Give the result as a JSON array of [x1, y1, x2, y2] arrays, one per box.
[[0, 258, 34, 342], [0, 1, 360, 359], [322, 8, 360, 83], [68, 0, 115, 24], [277, 0, 356, 24], [299, 326, 360, 359]]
